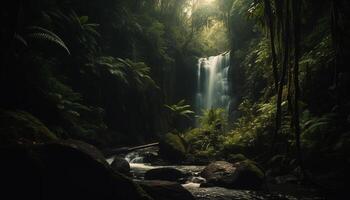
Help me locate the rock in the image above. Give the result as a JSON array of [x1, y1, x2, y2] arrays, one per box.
[[226, 154, 247, 163], [0, 110, 57, 145], [200, 160, 264, 190], [201, 161, 236, 180], [0, 140, 151, 200], [138, 180, 195, 200], [111, 156, 131, 176], [159, 133, 187, 163], [143, 151, 159, 163], [145, 167, 186, 182], [188, 176, 206, 184]]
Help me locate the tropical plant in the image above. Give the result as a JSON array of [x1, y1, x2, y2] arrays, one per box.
[[165, 99, 195, 120], [44, 10, 100, 55], [15, 26, 70, 54], [199, 108, 227, 131]]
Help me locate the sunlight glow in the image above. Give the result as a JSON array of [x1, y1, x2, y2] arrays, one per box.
[[201, 0, 216, 5]]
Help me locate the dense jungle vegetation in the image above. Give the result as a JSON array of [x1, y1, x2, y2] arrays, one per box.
[[0, 0, 349, 199]]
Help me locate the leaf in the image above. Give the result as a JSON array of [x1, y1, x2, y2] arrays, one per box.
[[27, 26, 70, 55], [79, 16, 89, 24], [14, 33, 28, 46]]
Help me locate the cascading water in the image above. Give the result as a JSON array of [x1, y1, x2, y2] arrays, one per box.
[[196, 52, 231, 113]]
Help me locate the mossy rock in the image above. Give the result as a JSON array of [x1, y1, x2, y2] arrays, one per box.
[[200, 160, 264, 190], [0, 140, 152, 200], [0, 110, 57, 145], [227, 154, 247, 163], [159, 133, 187, 163]]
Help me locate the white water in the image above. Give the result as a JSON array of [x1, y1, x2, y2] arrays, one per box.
[[196, 52, 231, 113]]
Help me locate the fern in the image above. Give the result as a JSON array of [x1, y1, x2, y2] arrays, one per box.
[[14, 33, 28, 46], [165, 100, 195, 120], [26, 26, 70, 55]]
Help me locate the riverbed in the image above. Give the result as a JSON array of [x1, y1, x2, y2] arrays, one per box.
[[107, 149, 325, 200]]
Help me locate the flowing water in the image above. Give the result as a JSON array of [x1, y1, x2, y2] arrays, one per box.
[[107, 149, 324, 200], [196, 52, 231, 113]]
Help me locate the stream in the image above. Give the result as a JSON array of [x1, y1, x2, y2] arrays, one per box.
[[107, 148, 325, 200]]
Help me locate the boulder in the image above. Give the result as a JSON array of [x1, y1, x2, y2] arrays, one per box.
[[0, 140, 151, 200], [200, 160, 264, 190], [138, 180, 195, 200], [159, 133, 187, 163], [188, 176, 206, 184], [111, 155, 131, 176], [0, 110, 57, 145], [226, 154, 247, 163], [145, 167, 186, 182]]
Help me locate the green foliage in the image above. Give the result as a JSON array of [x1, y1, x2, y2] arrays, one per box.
[[300, 111, 335, 149], [222, 99, 277, 156], [199, 108, 228, 130], [185, 108, 229, 158], [185, 127, 224, 157], [45, 10, 100, 55], [15, 26, 70, 54], [165, 99, 194, 120], [93, 56, 158, 91]]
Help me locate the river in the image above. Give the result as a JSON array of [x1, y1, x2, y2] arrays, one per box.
[[107, 148, 325, 200]]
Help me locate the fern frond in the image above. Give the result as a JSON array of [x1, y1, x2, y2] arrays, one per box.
[[14, 33, 28, 46], [27, 26, 70, 55]]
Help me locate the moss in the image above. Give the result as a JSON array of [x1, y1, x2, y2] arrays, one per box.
[[227, 153, 247, 163], [240, 159, 264, 180], [0, 110, 57, 145], [159, 133, 187, 163]]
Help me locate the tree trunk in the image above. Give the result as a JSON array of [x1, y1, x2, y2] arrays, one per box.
[[263, 0, 279, 93], [292, 0, 303, 174], [330, 0, 344, 106], [273, 0, 290, 150]]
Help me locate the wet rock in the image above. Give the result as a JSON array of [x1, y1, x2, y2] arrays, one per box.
[[111, 155, 131, 176], [145, 167, 186, 182], [200, 160, 264, 190], [143, 151, 159, 163], [189, 176, 206, 184], [138, 180, 195, 200], [201, 161, 236, 180], [0, 140, 151, 200]]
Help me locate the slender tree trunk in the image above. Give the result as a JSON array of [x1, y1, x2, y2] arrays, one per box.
[[330, 0, 344, 106], [273, 0, 290, 150], [263, 0, 279, 92], [292, 0, 303, 174], [274, 0, 284, 52]]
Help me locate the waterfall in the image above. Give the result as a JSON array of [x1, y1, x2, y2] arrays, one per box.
[[195, 52, 230, 114]]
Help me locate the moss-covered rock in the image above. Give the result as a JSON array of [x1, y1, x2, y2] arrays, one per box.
[[200, 160, 264, 190], [0, 110, 57, 145], [159, 133, 187, 163], [0, 140, 152, 200], [227, 154, 247, 163], [231, 160, 264, 190]]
